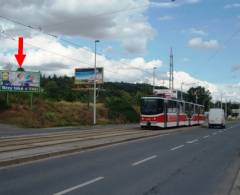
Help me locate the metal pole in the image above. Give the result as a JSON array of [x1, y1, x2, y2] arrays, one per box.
[[220, 94, 223, 109], [181, 82, 183, 100], [153, 67, 156, 94], [6, 92, 9, 105], [30, 93, 33, 110], [225, 99, 227, 118], [93, 40, 99, 125]]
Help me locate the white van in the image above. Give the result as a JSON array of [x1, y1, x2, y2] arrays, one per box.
[[208, 108, 225, 128]]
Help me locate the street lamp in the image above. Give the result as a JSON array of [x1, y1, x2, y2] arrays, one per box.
[[180, 82, 199, 102], [93, 40, 100, 125], [181, 82, 184, 100]]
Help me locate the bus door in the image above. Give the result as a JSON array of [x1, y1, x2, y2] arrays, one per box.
[[186, 103, 191, 126], [177, 102, 180, 127], [164, 100, 168, 128]]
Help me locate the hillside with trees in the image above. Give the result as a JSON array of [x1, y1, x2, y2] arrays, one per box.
[[0, 75, 237, 127]]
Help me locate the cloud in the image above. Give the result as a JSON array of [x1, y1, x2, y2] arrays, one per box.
[[183, 57, 190, 62], [151, 0, 200, 8], [103, 46, 113, 54], [231, 64, 240, 72], [0, 34, 162, 82], [189, 28, 207, 36], [0, 34, 239, 102], [224, 3, 240, 9], [181, 28, 207, 37], [168, 71, 240, 102], [0, 0, 155, 53], [158, 15, 174, 21], [188, 37, 220, 49]]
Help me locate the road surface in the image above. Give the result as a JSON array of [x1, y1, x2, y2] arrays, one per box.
[[0, 123, 240, 195]]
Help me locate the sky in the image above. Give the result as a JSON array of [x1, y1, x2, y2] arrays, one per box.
[[0, 0, 240, 101]]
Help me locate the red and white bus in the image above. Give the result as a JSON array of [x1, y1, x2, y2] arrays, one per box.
[[140, 96, 205, 128]]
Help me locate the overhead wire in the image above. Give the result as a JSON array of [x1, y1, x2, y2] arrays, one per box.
[[206, 26, 240, 63], [0, 14, 165, 78]]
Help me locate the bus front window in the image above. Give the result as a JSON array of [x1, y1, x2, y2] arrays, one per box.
[[141, 99, 163, 115]]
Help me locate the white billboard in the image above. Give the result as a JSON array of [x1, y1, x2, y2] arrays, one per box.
[[153, 89, 178, 99], [0, 70, 40, 92]]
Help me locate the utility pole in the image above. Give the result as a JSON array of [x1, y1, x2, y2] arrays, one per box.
[[220, 93, 223, 109], [181, 82, 184, 100], [170, 48, 174, 90], [169, 48, 174, 90], [153, 67, 156, 94], [93, 40, 100, 125], [225, 99, 227, 118]]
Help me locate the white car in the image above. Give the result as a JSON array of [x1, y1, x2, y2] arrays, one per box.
[[208, 108, 225, 128]]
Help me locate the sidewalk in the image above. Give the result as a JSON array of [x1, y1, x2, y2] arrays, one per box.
[[230, 169, 240, 195], [0, 123, 139, 137]]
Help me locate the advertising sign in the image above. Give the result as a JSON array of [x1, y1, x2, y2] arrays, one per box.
[[0, 70, 40, 92], [153, 89, 178, 99], [74, 68, 104, 84]]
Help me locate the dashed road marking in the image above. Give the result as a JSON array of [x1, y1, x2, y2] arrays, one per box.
[[53, 177, 104, 195], [203, 135, 210, 139], [170, 145, 185, 151], [132, 155, 157, 166], [186, 139, 198, 144]]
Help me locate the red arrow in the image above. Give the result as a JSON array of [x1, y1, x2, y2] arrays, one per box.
[[15, 36, 26, 68]]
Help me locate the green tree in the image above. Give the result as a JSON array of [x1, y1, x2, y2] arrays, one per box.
[[187, 86, 212, 111], [44, 80, 60, 100]]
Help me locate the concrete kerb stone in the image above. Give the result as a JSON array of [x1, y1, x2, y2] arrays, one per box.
[[230, 169, 240, 195]]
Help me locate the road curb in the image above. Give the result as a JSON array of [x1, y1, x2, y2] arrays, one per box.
[[230, 169, 240, 195]]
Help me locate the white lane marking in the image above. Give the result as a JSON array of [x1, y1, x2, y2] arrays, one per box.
[[53, 177, 104, 195], [132, 155, 157, 166], [170, 145, 185, 151], [203, 135, 210, 139], [218, 130, 223, 133], [212, 132, 217, 135], [186, 139, 198, 144]]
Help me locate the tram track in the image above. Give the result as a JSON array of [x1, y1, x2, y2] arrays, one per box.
[[0, 128, 140, 147], [0, 125, 199, 168], [0, 129, 154, 153]]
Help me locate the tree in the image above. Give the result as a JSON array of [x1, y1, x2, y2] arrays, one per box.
[[187, 86, 212, 111]]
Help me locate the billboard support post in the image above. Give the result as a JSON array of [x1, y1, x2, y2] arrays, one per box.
[[30, 93, 33, 110], [6, 92, 9, 105], [88, 89, 90, 109], [94, 40, 100, 125]]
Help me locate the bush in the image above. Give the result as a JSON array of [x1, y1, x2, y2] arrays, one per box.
[[0, 99, 10, 111], [105, 96, 138, 123]]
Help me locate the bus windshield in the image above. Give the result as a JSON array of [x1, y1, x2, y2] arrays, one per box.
[[141, 99, 164, 115]]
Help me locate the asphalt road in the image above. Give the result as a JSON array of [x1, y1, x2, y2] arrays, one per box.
[[0, 123, 240, 195]]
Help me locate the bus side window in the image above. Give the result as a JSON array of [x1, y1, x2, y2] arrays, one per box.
[[185, 103, 189, 117], [190, 104, 194, 116], [200, 107, 204, 114], [179, 102, 184, 113], [167, 101, 172, 113], [172, 101, 177, 113], [198, 106, 201, 114]]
